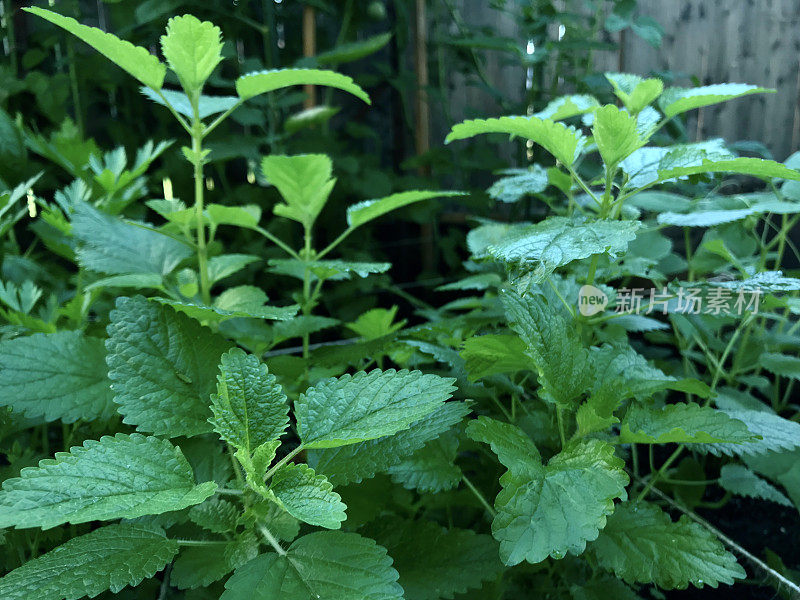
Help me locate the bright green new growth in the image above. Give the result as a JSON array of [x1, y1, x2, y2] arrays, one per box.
[[210, 348, 289, 452]]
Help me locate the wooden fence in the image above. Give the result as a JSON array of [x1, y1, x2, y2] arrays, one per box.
[[449, 0, 800, 161]]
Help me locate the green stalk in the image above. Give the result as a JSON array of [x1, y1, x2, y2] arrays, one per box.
[[189, 100, 212, 305], [301, 224, 313, 359]]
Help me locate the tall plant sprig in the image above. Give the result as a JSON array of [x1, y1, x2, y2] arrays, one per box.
[[24, 8, 371, 304]]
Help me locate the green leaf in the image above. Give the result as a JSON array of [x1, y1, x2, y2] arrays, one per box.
[[346, 190, 464, 229], [141, 87, 239, 119], [593, 104, 645, 166], [718, 464, 792, 507], [658, 157, 800, 182], [236, 68, 371, 103], [659, 83, 773, 117], [285, 105, 340, 132], [220, 531, 403, 600], [189, 497, 240, 533], [210, 348, 289, 452], [445, 116, 586, 166], [171, 532, 259, 590], [72, 202, 192, 276], [315, 32, 393, 66], [488, 217, 640, 280], [578, 343, 706, 435], [270, 463, 347, 529], [0, 331, 114, 423], [619, 403, 758, 444], [0, 524, 178, 600], [606, 73, 664, 114], [502, 290, 592, 406], [0, 433, 216, 529], [206, 203, 262, 230], [388, 429, 462, 493], [308, 401, 471, 485], [592, 501, 745, 589], [760, 352, 800, 381], [465, 417, 541, 476], [160, 15, 223, 93], [295, 369, 457, 448], [261, 154, 335, 228], [533, 94, 599, 121], [701, 410, 800, 456], [366, 518, 503, 600], [106, 296, 234, 437], [461, 333, 533, 381], [155, 295, 299, 324], [488, 166, 548, 203], [208, 253, 260, 283], [23, 7, 166, 90], [491, 439, 628, 565], [744, 449, 800, 509]]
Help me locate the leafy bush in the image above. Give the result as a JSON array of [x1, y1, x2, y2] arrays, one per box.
[[1, 8, 800, 600]]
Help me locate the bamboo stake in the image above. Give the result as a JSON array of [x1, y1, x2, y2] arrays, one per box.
[[414, 0, 435, 273], [302, 5, 316, 108]]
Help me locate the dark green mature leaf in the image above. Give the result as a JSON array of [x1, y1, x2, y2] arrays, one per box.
[[578, 344, 709, 435], [106, 296, 234, 437], [445, 116, 586, 166], [490, 439, 628, 565], [210, 348, 289, 452], [592, 502, 745, 589], [366, 518, 504, 600], [659, 83, 773, 117], [270, 463, 346, 529], [171, 532, 259, 590], [0, 331, 114, 423], [388, 429, 462, 493], [295, 369, 456, 448], [0, 524, 178, 600], [160, 15, 223, 93], [760, 352, 800, 381], [718, 465, 792, 507], [0, 434, 216, 529], [619, 403, 757, 444], [346, 190, 464, 229], [72, 203, 192, 276], [23, 7, 166, 90], [308, 401, 471, 485], [236, 69, 371, 103], [488, 217, 640, 280], [502, 290, 592, 406], [744, 450, 800, 509], [220, 531, 403, 600], [466, 417, 541, 477], [189, 497, 239, 533], [700, 408, 800, 456]]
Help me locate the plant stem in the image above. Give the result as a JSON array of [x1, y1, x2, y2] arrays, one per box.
[[462, 474, 496, 517], [258, 524, 286, 556], [301, 224, 314, 359], [190, 109, 212, 305], [176, 539, 228, 547], [263, 445, 304, 481], [556, 407, 566, 449]]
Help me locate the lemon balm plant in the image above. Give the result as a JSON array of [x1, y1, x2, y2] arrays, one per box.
[[0, 9, 472, 600], [421, 74, 800, 596]]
